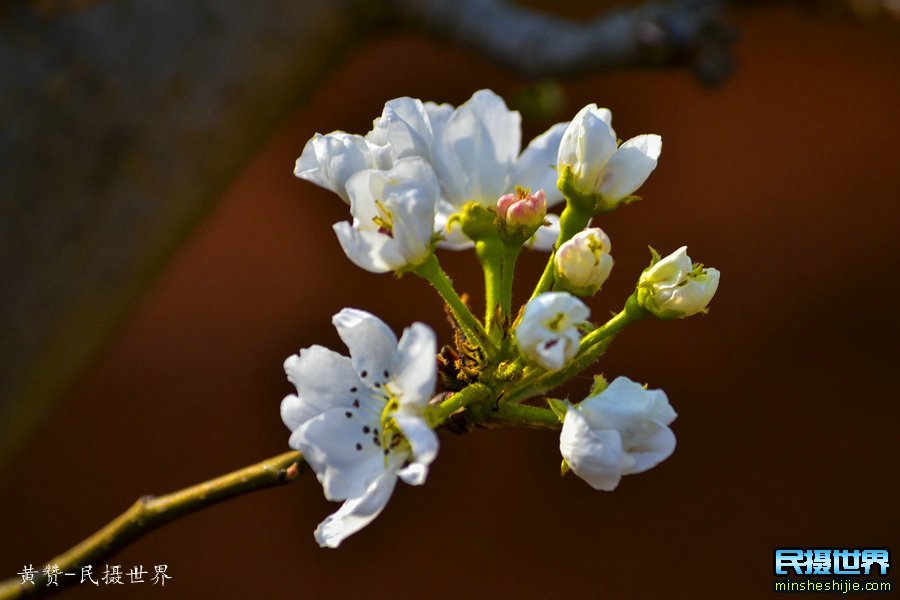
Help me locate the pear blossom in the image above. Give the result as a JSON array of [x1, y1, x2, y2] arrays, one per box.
[[554, 227, 614, 296], [637, 246, 720, 318], [368, 90, 570, 250], [557, 104, 662, 208], [560, 376, 677, 491], [515, 292, 590, 370], [333, 157, 440, 273], [281, 308, 439, 548], [294, 132, 387, 202]]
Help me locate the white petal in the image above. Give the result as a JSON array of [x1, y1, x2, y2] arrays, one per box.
[[294, 132, 374, 202], [641, 246, 692, 287], [314, 468, 399, 548], [394, 413, 439, 484], [294, 407, 389, 501], [367, 97, 433, 161], [581, 377, 677, 430], [281, 346, 360, 430], [432, 90, 520, 205], [332, 309, 398, 383], [509, 122, 568, 207], [525, 213, 560, 251], [424, 101, 454, 140], [626, 421, 676, 474], [598, 134, 662, 202], [333, 222, 402, 273], [392, 323, 437, 407], [560, 409, 634, 491], [465, 89, 522, 178], [558, 105, 618, 193]]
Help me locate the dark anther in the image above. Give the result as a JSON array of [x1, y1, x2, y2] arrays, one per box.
[[350, 387, 358, 393], [374, 382, 381, 388], [383, 370, 389, 378], [345, 411, 353, 418], [353, 399, 360, 408], [363, 426, 371, 434], [355, 443, 363, 451], [361, 370, 368, 378]]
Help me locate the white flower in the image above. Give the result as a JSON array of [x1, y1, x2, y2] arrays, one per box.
[[294, 132, 386, 202], [281, 309, 439, 548], [554, 227, 614, 295], [557, 104, 662, 206], [333, 157, 440, 273], [560, 376, 677, 491], [369, 90, 570, 251], [638, 246, 720, 318], [515, 292, 590, 370]]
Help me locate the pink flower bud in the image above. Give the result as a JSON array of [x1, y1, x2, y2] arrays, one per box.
[[496, 187, 547, 229]]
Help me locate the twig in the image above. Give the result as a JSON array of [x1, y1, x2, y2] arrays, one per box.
[[387, 0, 738, 84], [0, 451, 305, 599]]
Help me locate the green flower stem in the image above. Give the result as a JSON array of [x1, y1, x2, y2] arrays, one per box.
[[429, 382, 493, 425], [475, 239, 502, 335], [530, 203, 593, 299], [414, 254, 496, 358], [0, 451, 305, 600], [488, 403, 561, 429], [499, 243, 522, 323]]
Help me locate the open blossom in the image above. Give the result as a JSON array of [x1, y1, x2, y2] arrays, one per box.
[[637, 246, 720, 318], [368, 90, 570, 250], [515, 292, 590, 370], [333, 157, 439, 273], [554, 227, 614, 296], [281, 309, 438, 548], [294, 132, 387, 202], [557, 104, 662, 207], [560, 376, 677, 491]]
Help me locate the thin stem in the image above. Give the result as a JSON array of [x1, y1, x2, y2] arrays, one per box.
[[0, 451, 305, 599], [499, 243, 521, 323], [488, 403, 561, 429], [414, 254, 496, 358], [475, 239, 502, 335], [429, 382, 493, 424]]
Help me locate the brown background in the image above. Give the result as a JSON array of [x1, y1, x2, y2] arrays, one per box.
[[2, 6, 899, 599]]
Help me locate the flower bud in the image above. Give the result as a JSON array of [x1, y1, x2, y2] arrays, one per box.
[[496, 187, 547, 246], [554, 228, 614, 296], [637, 246, 720, 319], [498, 187, 547, 227], [557, 104, 662, 211], [514, 292, 590, 370], [559, 376, 677, 491]]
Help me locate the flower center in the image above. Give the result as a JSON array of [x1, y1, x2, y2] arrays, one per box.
[[372, 199, 394, 238], [376, 385, 411, 465]]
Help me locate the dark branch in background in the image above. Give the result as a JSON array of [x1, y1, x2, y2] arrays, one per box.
[[388, 0, 738, 84]]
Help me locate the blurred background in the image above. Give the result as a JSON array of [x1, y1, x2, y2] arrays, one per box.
[[1, 1, 899, 598]]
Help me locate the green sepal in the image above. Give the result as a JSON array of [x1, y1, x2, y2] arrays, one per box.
[[546, 397, 570, 422], [589, 374, 609, 395], [560, 458, 571, 477], [456, 201, 499, 242]]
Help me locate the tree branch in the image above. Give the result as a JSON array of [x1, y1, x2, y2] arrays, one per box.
[[0, 451, 305, 599], [387, 0, 738, 84]]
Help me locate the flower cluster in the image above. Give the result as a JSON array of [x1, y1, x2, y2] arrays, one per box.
[[283, 90, 720, 547]]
